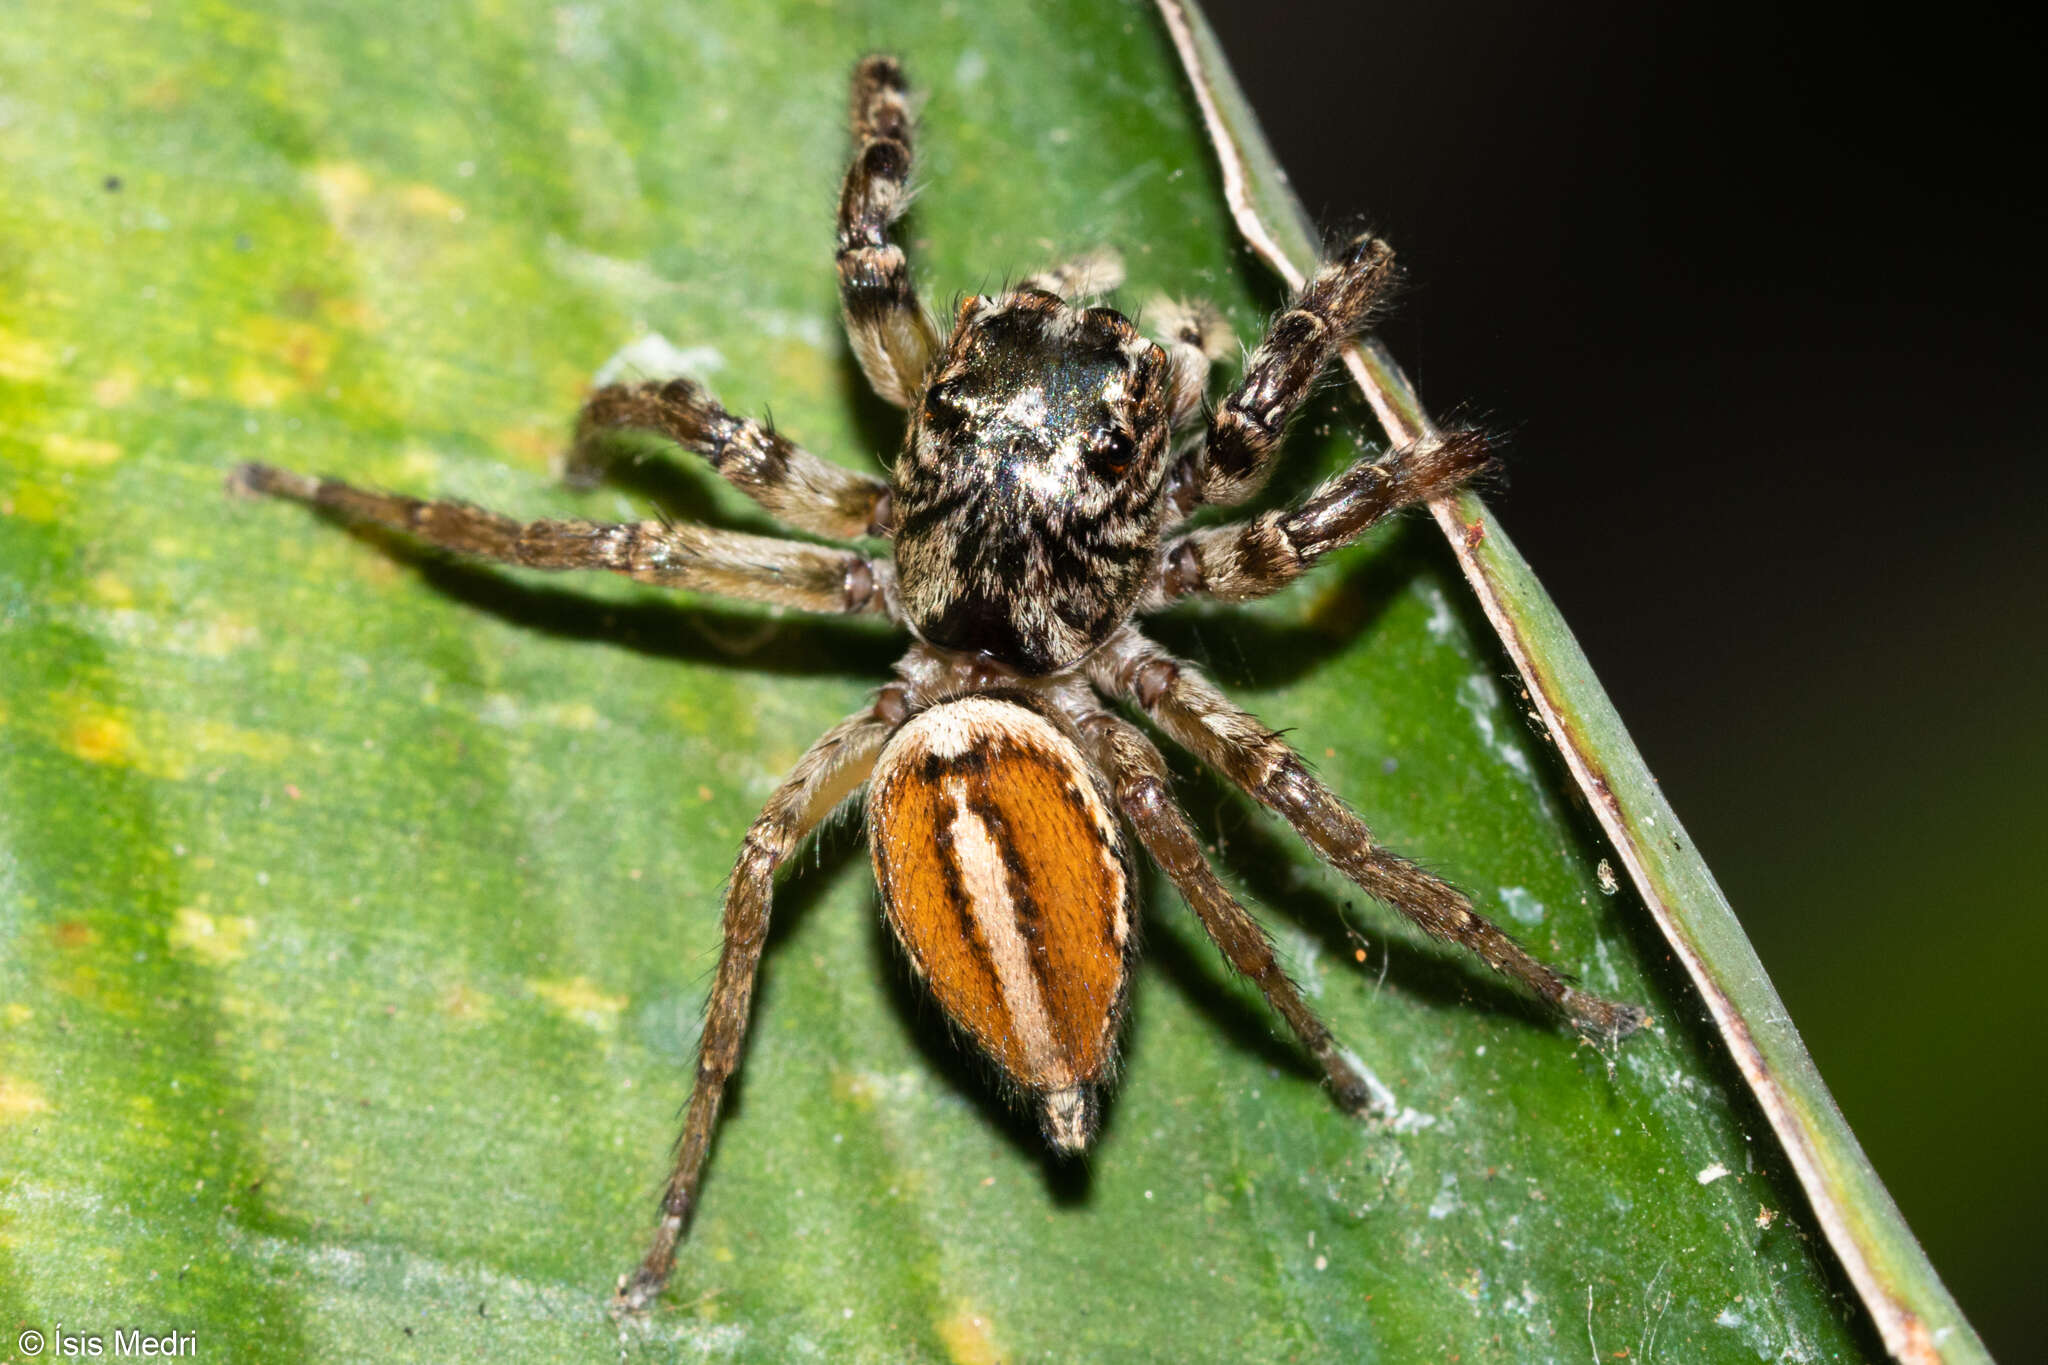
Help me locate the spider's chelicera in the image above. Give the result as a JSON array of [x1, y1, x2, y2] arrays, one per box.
[[231, 54, 1646, 1310]]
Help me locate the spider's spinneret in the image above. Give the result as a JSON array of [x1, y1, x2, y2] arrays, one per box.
[[894, 290, 1175, 676]]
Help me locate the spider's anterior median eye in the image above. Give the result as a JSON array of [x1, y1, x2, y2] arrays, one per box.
[[1083, 425, 1136, 479]]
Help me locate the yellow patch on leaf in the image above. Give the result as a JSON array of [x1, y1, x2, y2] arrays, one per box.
[[229, 365, 297, 410], [541, 701, 602, 732], [438, 981, 499, 1024], [310, 162, 373, 217], [0, 1078, 52, 1122], [399, 182, 466, 221], [936, 1304, 1008, 1365], [42, 432, 123, 468], [88, 572, 135, 608], [52, 921, 100, 950], [93, 368, 140, 407], [190, 613, 260, 658], [222, 314, 338, 391], [493, 421, 559, 469], [0, 327, 55, 382], [4, 483, 64, 522], [168, 908, 257, 966], [527, 976, 627, 1031], [62, 706, 138, 767]]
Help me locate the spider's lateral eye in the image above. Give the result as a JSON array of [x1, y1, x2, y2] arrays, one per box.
[[1083, 424, 1136, 479]]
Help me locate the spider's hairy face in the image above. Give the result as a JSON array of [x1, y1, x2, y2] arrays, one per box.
[[893, 289, 1175, 676]]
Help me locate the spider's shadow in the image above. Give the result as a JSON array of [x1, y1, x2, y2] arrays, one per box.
[[1142, 513, 1425, 692], [339, 531, 904, 681]]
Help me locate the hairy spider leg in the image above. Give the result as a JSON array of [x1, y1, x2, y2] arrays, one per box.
[[617, 698, 904, 1311], [227, 463, 891, 617], [838, 55, 939, 408], [1074, 706, 1387, 1115], [1091, 628, 1649, 1040], [1170, 234, 1398, 515], [572, 377, 893, 541], [1147, 428, 1494, 606]]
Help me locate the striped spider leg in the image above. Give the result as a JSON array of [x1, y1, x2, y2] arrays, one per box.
[[1144, 427, 1496, 606], [226, 463, 894, 618], [1071, 703, 1391, 1116], [1164, 233, 1399, 517], [618, 686, 911, 1311], [837, 54, 940, 409], [568, 377, 897, 540], [1089, 627, 1649, 1041]]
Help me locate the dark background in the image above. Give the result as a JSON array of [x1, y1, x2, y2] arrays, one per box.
[[1201, 0, 2044, 1354]]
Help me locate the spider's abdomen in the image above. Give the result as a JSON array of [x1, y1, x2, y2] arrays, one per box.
[[867, 694, 1134, 1152]]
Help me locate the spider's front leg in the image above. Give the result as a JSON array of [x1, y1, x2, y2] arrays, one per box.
[[617, 690, 907, 1312], [1091, 629, 1648, 1039], [1146, 428, 1494, 607], [837, 55, 938, 408], [1075, 707, 1391, 1117], [1174, 234, 1398, 513]]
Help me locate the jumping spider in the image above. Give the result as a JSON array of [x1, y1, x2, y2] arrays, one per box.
[[231, 54, 1646, 1309]]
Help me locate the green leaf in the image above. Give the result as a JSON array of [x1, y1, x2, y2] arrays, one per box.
[[0, 2, 1936, 1360]]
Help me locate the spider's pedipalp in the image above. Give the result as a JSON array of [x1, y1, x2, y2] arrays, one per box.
[[1019, 245, 1126, 301], [1144, 294, 1231, 440]]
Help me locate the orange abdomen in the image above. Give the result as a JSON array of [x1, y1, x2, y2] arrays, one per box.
[[868, 696, 1134, 1133]]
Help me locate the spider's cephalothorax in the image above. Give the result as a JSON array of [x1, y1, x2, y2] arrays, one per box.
[[895, 291, 1176, 675], [230, 53, 1647, 1313]]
